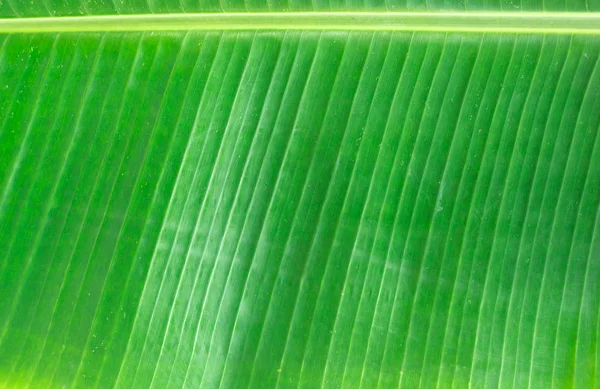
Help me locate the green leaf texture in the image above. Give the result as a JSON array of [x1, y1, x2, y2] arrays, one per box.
[[0, 0, 599, 17], [1, 6, 600, 389]]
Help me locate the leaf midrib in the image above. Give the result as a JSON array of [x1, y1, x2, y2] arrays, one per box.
[[1, 12, 600, 33]]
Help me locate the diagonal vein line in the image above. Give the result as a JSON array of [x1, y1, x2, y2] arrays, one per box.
[[1, 12, 600, 34]]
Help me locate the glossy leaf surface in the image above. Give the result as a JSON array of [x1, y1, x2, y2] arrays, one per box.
[[1, 0, 600, 17], [0, 3, 599, 389]]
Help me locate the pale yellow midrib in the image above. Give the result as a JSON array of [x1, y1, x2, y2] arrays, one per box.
[[0, 12, 600, 33]]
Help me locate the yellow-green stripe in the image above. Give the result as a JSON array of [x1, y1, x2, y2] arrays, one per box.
[[0, 12, 600, 34]]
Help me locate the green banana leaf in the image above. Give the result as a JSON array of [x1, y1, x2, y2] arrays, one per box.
[[0, 1, 599, 388]]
